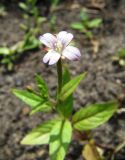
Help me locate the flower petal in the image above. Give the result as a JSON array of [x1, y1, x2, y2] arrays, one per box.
[[57, 31, 73, 48], [43, 50, 61, 65], [62, 46, 81, 61], [39, 33, 57, 49]]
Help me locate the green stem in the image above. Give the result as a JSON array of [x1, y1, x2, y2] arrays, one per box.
[[57, 59, 63, 96]]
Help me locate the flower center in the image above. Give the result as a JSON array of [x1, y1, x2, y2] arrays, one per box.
[[55, 41, 63, 53]]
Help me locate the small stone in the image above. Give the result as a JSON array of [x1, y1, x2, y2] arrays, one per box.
[[116, 79, 121, 84], [15, 78, 23, 87]]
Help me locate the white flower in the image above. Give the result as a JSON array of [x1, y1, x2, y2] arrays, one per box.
[[39, 31, 81, 65]]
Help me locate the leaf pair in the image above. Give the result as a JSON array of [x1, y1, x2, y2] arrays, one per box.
[[71, 10, 102, 39], [21, 119, 57, 145], [22, 118, 72, 160], [13, 74, 51, 114], [57, 67, 87, 117], [21, 100, 118, 160]]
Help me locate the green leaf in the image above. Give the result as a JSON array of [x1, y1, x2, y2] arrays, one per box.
[[37, 17, 46, 24], [28, 0, 37, 6], [57, 66, 73, 117], [35, 74, 48, 98], [59, 72, 87, 101], [87, 18, 102, 28], [71, 22, 85, 31], [57, 97, 73, 118], [12, 89, 52, 112], [80, 10, 89, 21], [13, 89, 42, 107], [73, 101, 118, 131], [62, 65, 71, 86], [19, 2, 28, 11], [51, 0, 60, 7], [49, 120, 72, 160], [23, 38, 40, 51], [21, 119, 57, 145], [0, 47, 10, 55], [31, 101, 52, 114], [85, 31, 93, 39], [118, 49, 125, 58]]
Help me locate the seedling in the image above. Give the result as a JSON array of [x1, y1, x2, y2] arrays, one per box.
[[19, 0, 46, 33], [71, 10, 102, 39], [0, 0, 46, 71], [19, 0, 46, 46]]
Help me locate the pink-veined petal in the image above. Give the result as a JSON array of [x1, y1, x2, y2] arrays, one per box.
[[62, 46, 81, 61], [43, 50, 61, 65], [57, 31, 73, 48], [39, 33, 57, 49]]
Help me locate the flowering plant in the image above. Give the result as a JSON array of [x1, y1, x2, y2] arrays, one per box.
[[13, 31, 118, 160]]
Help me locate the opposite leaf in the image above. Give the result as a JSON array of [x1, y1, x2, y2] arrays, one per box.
[[21, 119, 57, 145], [12, 89, 52, 112], [19, 2, 28, 12], [13, 89, 43, 108], [0, 47, 10, 55], [73, 101, 118, 131], [71, 22, 85, 32], [87, 18, 102, 28], [30, 101, 52, 114], [49, 120, 72, 160], [59, 72, 87, 101], [35, 74, 48, 98]]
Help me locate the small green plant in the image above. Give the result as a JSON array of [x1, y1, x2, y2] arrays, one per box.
[[13, 31, 118, 160], [19, 0, 46, 50], [0, 0, 46, 71], [19, 0, 46, 33], [71, 10, 102, 39], [112, 48, 125, 67], [0, 31, 40, 70]]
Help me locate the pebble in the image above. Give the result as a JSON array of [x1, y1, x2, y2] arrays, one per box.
[[15, 78, 24, 87]]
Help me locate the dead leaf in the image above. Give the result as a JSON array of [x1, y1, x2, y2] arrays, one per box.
[[82, 140, 103, 160], [91, 39, 100, 55], [90, 0, 106, 9]]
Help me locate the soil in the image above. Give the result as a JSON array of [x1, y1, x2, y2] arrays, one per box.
[[0, 0, 125, 160]]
